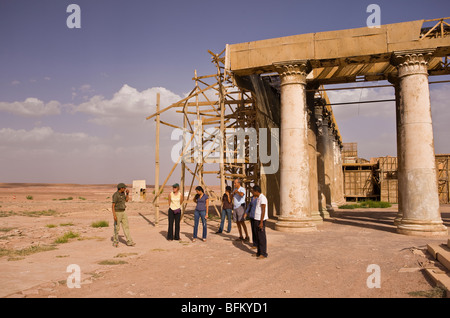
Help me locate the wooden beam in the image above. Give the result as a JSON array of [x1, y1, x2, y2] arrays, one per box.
[[146, 86, 196, 120], [325, 99, 396, 106], [159, 120, 183, 130], [154, 93, 160, 226], [146, 82, 218, 120]]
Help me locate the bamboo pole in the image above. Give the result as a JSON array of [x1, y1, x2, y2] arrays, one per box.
[[181, 100, 187, 220], [195, 69, 204, 190], [146, 83, 217, 120], [219, 59, 226, 198], [447, 156, 450, 203], [154, 93, 160, 226]]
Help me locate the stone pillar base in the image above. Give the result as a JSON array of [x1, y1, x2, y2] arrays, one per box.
[[311, 210, 324, 225], [319, 209, 331, 219], [397, 219, 447, 237], [393, 214, 403, 227], [275, 216, 317, 232]]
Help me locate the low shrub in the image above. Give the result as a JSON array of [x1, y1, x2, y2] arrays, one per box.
[[54, 231, 79, 244], [91, 220, 109, 228], [339, 200, 392, 209]]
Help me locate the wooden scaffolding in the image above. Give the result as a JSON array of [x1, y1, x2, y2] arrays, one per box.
[[146, 50, 260, 222], [436, 154, 450, 204]]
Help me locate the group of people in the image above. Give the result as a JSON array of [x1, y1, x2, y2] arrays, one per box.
[[111, 179, 268, 259]]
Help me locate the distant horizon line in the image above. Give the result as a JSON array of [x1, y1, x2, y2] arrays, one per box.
[[0, 182, 221, 188]]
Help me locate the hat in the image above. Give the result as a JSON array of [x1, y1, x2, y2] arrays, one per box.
[[172, 183, 179, 188], [117, 183, 127, 189]]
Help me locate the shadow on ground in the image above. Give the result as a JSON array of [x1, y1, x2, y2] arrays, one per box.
[[325, 208, 450, 234]]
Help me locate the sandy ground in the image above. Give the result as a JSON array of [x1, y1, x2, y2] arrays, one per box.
[[0, 183, 449, 299]]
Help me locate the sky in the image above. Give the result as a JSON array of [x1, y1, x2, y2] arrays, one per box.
[[0, 0, 449, 185]]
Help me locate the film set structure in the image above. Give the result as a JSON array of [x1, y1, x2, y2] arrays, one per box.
[[147, 18, 450, 237]]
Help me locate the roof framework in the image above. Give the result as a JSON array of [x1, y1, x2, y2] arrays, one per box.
[[227, 18, 450, 83]]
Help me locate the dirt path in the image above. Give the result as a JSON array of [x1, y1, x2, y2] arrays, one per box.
[[0, 183, 449, 298]]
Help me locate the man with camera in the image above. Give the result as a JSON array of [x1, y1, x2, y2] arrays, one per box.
[[112, 183, 135, 247]]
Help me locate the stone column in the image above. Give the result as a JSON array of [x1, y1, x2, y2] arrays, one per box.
[[273, 61, 317, 232], [388, 75, 403, 226], [332, 135, 346, 206], [328, 124, 341, 209], [392, 50, 447, 236], [315, 102, 332, 217], [306, 89, 323, 225]]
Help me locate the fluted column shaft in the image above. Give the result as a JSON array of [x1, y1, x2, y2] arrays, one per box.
[[392, 50, 447, 236], [274, 61, 316, 232]]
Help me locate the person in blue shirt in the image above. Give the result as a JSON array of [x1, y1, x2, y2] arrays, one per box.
[[232, 179, 249, 242], [193, 186, 209, 242], [246, 194, 258, 249]]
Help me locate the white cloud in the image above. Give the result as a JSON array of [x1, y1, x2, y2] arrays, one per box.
[[0, 125, 157, 183], [0, 126, 97, 150], [75, 84, 182, 126], [0, 126, 53, 143], [0, 126, 105, 183], [11, 80, 20, 86], [0, 98, 61, 116], [0, 84, 190, 183]]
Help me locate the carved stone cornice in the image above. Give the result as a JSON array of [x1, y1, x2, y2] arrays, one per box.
[[273, 60, 311, 86], [391, 49, 435, 78]]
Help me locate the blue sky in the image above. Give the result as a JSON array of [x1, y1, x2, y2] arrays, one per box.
[[0, 0, 449, 184]]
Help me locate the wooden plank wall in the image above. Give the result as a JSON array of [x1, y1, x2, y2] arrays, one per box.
[[343, 164, 377, 200], [436, 154, 450, 204], [379, 156, 398, 204], [342, 154, 450, 204]]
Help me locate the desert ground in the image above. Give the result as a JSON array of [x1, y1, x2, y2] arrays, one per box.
[[0, 183, 449, 299]]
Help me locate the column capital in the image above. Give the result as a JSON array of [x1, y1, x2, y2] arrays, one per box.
[[391, 49, 435, 78], [273, 60, 311, 86]]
